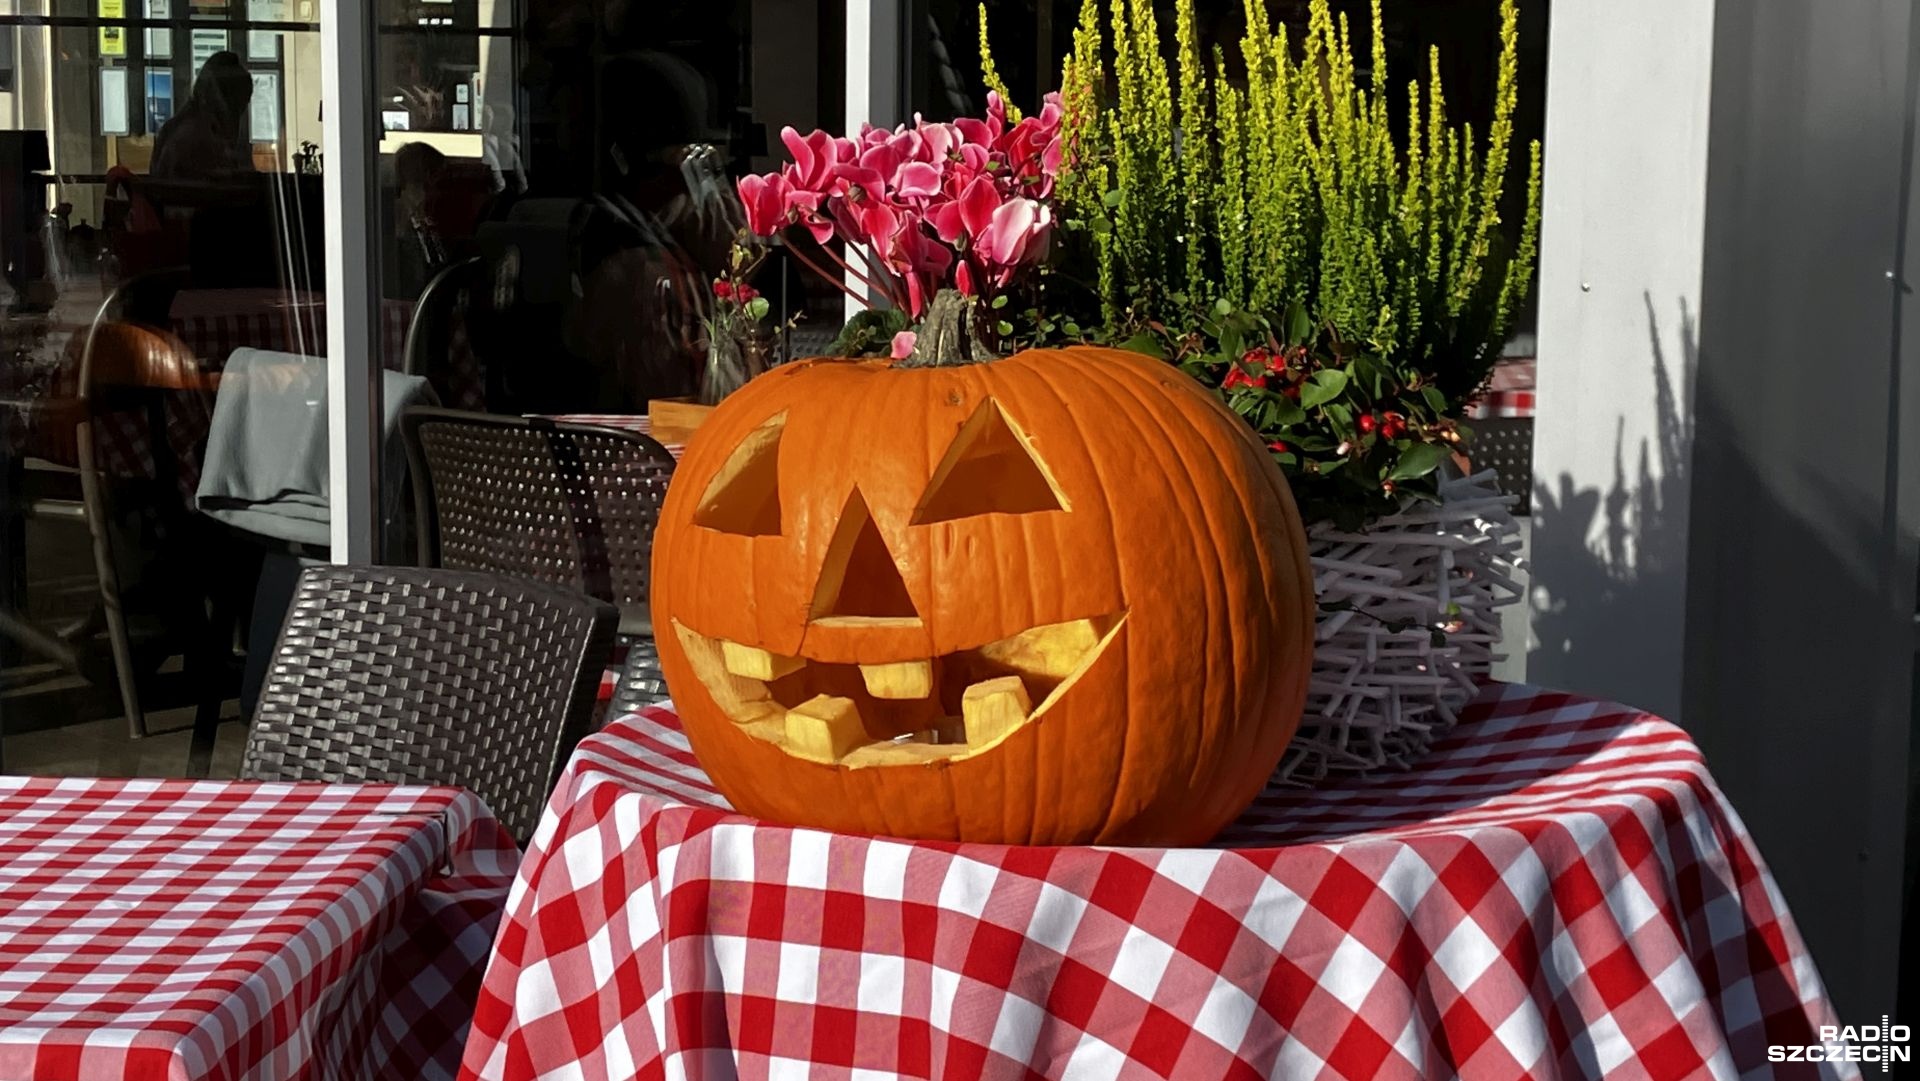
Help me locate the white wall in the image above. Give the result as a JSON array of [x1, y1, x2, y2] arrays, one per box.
[[1529, 0, 1718, 721], [1534, 0, 1918, 1015]]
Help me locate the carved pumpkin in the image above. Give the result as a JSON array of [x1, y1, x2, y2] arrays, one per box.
[[651, 345, 1315, 845]]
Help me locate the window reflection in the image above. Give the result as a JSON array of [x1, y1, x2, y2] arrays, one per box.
[[2, 0, 328, 770], [373, 0, 846, 417]]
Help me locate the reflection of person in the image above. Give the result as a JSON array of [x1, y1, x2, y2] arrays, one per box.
[[395, 141, 448, 272], [565, 51, 745, 409], [152, 52, 256, 180]]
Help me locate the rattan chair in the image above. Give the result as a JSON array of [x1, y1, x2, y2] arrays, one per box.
[[401, 407, 677, 708], [239, 565, 616, 840], [607, 636, 669, 718]]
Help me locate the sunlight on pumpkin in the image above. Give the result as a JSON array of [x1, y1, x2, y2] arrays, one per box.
[[693, 411, 786, 536], [808, 489, 921, 620], [671, 614, 1127, 767], [911, 398, 1069, 524]]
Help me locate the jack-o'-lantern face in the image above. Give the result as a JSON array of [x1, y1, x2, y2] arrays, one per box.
[[651, 346, 1315, 846]]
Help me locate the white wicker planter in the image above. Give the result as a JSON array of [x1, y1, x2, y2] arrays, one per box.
[[1277, 469, 1524, 784]]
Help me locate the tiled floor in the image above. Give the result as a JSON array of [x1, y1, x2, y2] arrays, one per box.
[[3, 706, 246, 778], [4, 511, 249, 779]]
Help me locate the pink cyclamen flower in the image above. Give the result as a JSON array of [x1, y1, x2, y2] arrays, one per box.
[[781, 126, 848, 192], [735, 173, 790, 237], [980, 198, 1049, 268], [891, 331, 918, 359], [893, 161, 943, 200]]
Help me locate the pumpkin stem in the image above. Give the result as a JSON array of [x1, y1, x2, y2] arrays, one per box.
[[898, 289, 1000, 367]]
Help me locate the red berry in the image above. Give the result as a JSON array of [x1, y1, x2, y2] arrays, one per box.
[[1267, 440, 1288, 453], [1357, 413, 1378, 433]]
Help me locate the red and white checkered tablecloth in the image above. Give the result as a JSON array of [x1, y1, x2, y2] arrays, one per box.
[[1467, 356, 1537, 420], [0, 776, 519, 1081], [460, 683, 1850, 1081]]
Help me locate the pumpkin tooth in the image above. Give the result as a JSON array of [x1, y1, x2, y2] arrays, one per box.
[[859, 660, 933, 699], [721, 641, 805, 681], [783, 694, 867, 763], [961, 676, 1033, 747], [975, 618, 1105, 680]]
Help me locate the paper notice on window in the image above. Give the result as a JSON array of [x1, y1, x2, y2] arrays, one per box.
[[250, 71, 279, 143], [146, 0, 171, 58], [100, 67, 130, 134], [190, 28, 227, 70], [248, 0, 282, 59], [98, 0, 126, 56]]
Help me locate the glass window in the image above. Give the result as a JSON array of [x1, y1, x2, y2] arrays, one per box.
[[364, 0, 847, 420], [2, 0, 332, 772]]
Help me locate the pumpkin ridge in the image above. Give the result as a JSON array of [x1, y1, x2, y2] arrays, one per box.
[[1048, 350, 1212, 840], [1017, 351, 1129, 840]]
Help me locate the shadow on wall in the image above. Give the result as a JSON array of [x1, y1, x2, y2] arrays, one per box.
[[1527, 294, 1695, 715], [1529, 289, 1907, 1013]]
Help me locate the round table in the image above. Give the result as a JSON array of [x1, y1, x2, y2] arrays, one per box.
[[460, 684, 1847, 1080]]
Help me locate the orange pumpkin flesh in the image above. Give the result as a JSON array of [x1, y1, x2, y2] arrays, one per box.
[[651, 345, 1316, 846]]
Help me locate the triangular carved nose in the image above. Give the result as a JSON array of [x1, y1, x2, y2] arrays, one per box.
[[809, 488, 920, 620]]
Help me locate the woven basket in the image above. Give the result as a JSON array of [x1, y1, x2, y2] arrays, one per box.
[[1278, 469, 1524, 784]]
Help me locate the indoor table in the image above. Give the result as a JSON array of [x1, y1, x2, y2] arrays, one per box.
[[461, 683, 1847, 1081]]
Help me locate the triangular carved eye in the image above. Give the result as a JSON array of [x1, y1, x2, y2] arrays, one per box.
[[911, 399, 1068, 525], [694, 412, 786, 536], [811, 488, 920, 620]]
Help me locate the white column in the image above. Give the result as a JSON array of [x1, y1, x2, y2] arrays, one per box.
[[1532, 0, 1920, 1014], [320, 0, 380, 562], [1527, 0, 1718, 719], [842, 0, 900, 321]]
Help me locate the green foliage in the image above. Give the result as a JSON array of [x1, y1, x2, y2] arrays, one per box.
[[829, 307, 910, 358], [1050, 0, 1538, 386], [1143, 302, 1469, 529], [1002, 0, 1540, 520], [976, 5, 1021, 123]]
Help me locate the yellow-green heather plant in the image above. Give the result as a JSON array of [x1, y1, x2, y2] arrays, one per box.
[[977, 0, 1539, 526], [1038, 0, 1541, 399]]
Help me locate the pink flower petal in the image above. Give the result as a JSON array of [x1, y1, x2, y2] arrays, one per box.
[[981, 197, 1037, 265], [891, 331, 918, 359], [957, 177, 1001, 243], [894, 161, 942, 199]]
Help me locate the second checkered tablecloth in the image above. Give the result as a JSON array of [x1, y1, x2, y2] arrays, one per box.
[[460, 683, 1849, 1080], [0, 776, 518, 1081]]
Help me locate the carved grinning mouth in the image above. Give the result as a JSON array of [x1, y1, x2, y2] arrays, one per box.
[[671, 613, 1127, 767]]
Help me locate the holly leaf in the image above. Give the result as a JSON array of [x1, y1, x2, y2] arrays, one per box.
[[1119, 332, 1164, 358], [1388, 442, 1450, 481], [1285, 301, 1312, 347], [1422, 385, 1448, 413], [1299, 369, 1348, 409], [1270, 399, 1306, 426]]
